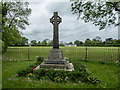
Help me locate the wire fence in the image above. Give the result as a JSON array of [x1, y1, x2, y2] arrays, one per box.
[[2, 46, 119, 62]]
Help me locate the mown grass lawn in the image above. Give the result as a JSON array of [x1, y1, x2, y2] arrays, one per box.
[[2, 60, 118, 88]]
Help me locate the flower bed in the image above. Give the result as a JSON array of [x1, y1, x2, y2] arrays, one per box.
[[17, 57, 100, 85]]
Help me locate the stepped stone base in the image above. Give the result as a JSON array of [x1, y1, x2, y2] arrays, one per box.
[[35, 60, 74, 71], [44, 59, 67, 64], [34, 48, 74, 71]]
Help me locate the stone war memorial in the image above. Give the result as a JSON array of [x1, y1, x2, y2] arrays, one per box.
[[36, 12, 74, 71], [3, 1, 118, 88]]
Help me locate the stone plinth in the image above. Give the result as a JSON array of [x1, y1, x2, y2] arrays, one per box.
[[36, 48, 74, 71], [48, 48, 63, 60], [39, 59, 74, 71]]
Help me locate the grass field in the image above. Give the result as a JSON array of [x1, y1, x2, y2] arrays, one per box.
[[2, 46, 119, 62], [2, 60, 118, 88]]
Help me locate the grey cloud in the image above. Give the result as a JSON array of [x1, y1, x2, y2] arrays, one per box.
[[46, 2, 72, 16], [23, 2, 118, 43]]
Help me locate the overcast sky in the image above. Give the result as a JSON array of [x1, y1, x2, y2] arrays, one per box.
[[22, 1, 118, 43]]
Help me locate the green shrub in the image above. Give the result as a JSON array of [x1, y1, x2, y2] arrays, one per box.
[[29, 64, 37, 68], [33, 69, 67, 82], [17, 57, 44, 77], [17, 60, 42, 76], [17, 67, 32, 76], [36, 56, 44, 64], [54, 76, 65, 83], [0, 40, 6, 54]]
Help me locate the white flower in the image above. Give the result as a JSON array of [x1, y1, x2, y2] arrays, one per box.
[[16, 74, 18, 76], [65, 77, 68, 80], [116, 61, 119, 64], [64, 57, 69, 60], [36, 56, 39, 58]]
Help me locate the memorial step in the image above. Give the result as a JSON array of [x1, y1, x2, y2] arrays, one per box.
[[44, 59, 68, 64]]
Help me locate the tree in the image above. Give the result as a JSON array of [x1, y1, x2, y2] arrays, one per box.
[[41, 40, 47, 46], [71, 1, 120, 30], [91, 36, 102, 46], [69, 42, 73, 44], [37, 41, 41, 45], [48, 40, 53, 46], [113, 39, 118, 45], [94, 36, 102, 42], [31, 40, 37, 45], [79, 41, 83, 45], [0, 40, 5, 53], [117, 39, 120, 44], [85, 38, 92, 46], [2, 1, 31, 52], [74, 40, 80, 46], [106, 38, 113, 42], [4, 29, 22, 46], [20, 37, 28, 45], [92, 38, 97, 42], [59, 41, 63, 46], [92, 38, 97, 45], [112, 39, 120, 45]]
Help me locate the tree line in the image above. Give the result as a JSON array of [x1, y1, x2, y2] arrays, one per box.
[[10, 37, 120, 47], [30, 40, 53, 46], [74, 38, 120, 46]]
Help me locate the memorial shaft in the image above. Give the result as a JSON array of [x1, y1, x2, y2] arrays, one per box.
[[50, 12, 61, 48], [53, 21, 59, 48]]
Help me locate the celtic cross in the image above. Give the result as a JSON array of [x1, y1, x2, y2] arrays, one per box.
[[50, 12, 62, 48]]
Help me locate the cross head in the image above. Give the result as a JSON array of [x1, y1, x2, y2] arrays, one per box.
[[50, 12, 62, 25]]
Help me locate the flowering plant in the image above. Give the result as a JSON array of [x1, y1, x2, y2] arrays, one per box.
[[54, 76, 64, 83], [64, 57, 69, 60], [28, 73, 33, 77], [31, 66, 36, 72], [87, 76, 100, 84]]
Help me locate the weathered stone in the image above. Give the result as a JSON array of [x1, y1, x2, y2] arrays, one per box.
[[48, 48, 63, 60], [35, 12, 74, 71], [40, 62, 68, 69], [44, 59, 66, 64], [40, 61, 74, 71], [50, 12, 61, 48]]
